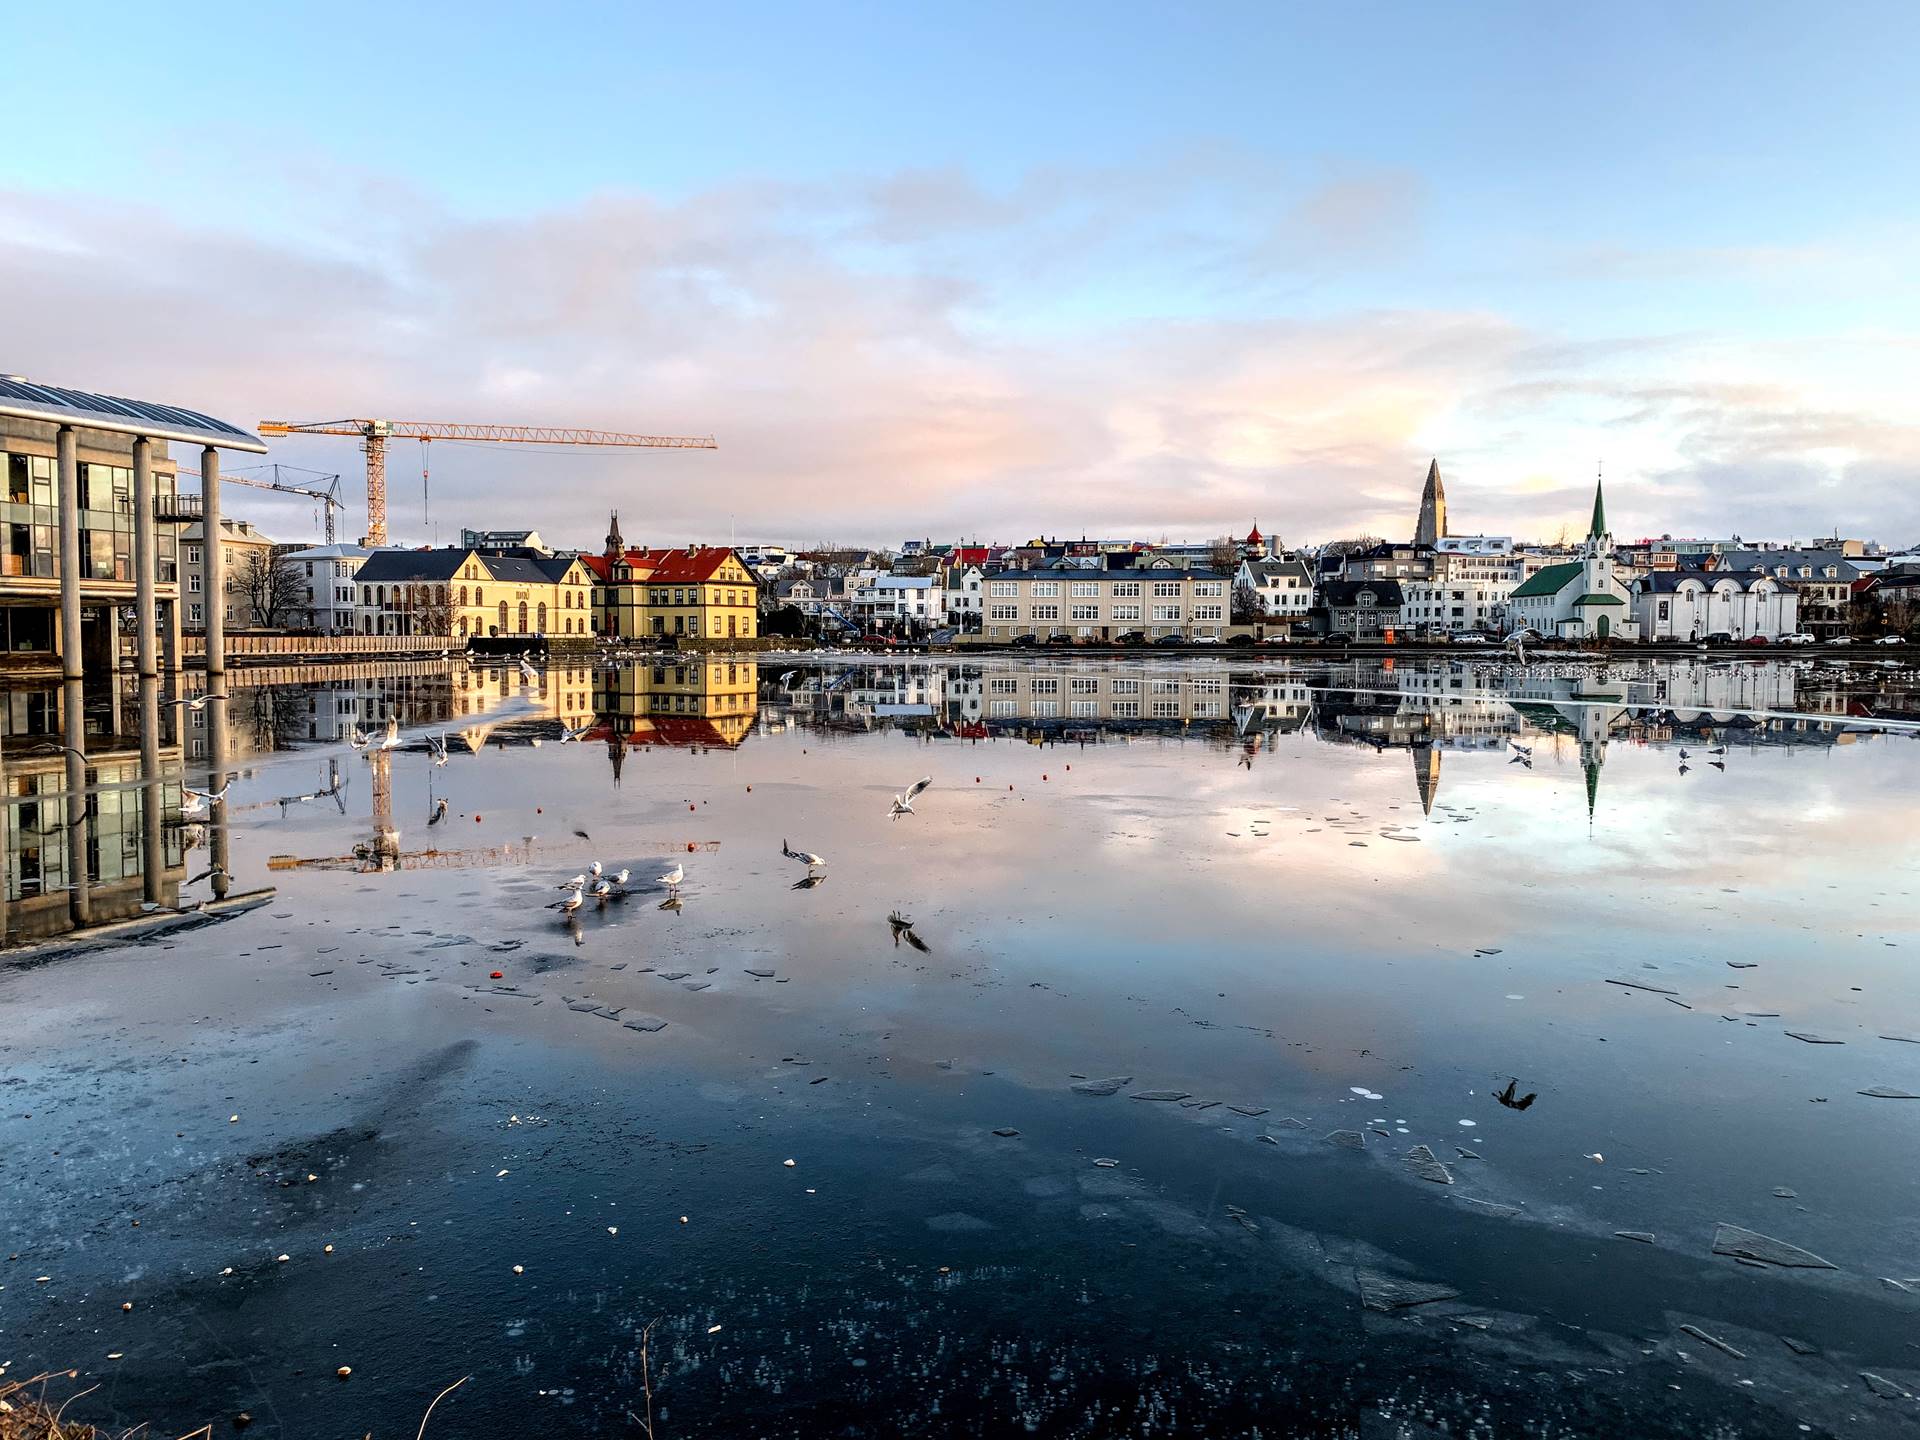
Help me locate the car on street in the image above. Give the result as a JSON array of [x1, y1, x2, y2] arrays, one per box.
[[1153, 633, 1187, 646], [1824, 635, 1854, 644], [1010, 633, 1039, 648], [1188, 634, 1223, 645], [1114, 630, 1147, 646], [1778, 633, 1818, 645], [1742, 635, 1771, 646], [1875, 635, 1906, 646]]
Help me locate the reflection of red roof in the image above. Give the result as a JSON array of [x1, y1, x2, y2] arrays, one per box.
[[582, 717, 742, 748], [581, 547, 741, 584]]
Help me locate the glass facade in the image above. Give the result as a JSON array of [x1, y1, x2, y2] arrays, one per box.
[[0, 449, 179, 583]]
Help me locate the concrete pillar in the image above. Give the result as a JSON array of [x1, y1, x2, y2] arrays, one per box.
[[57, 426, 82, 686], [134, 436, 158, 679], [207, 693, 230, 901], [63, 677, 90, 927], [202, 445, 224, 690], [139, 677, 164, 908]]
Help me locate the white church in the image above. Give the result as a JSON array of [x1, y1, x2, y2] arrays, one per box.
[[1507, 478, 1636, 640]]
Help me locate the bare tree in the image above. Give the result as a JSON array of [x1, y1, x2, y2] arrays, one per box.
[[239, 550, 305, 628], [407, 583, 454, 637], [1321, 535, 1385, 558], [1208, 536, 1241, 574], [1232, 577, 1265, 624]]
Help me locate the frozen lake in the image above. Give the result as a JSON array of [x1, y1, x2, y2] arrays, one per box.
[[4, 652, 1919, 1437]]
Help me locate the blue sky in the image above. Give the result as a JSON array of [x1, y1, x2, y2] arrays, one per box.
[[6, 3, 1917, 547]]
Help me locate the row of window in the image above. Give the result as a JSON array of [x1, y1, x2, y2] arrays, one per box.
[[984, 698, 1217, 719], [987, 579, 1223, 598]]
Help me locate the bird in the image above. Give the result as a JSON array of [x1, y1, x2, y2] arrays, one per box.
[[183, 781, 233, 806], [791, 873, 826, 890], [1508, 741, 1532, 757], [658, 862, 684, 893], [591, 878, 613, 902], [612, 867, 630, 887], [167, 693, 225, 712], [551, 889, 583, 916], [518, 655, 539, 682], [428, 733, 449, 766], [1708, 745, 1727, 756], [888, 776, 933, 818], [428, 797, 448, 826], [1709, 760, 1725, 771], [888, 910, 929, 952], [589, 860, 603, 879], [782, 839, 827, 870], [1494, 1078, 1537, 1112], [558, 723, 594, 743], [1678, 748, 1691, 760], [347, 726, 370, 751], [378, 718, 402, 752], [1678, 763, 1691, 776], [558, 873, 586, 891]]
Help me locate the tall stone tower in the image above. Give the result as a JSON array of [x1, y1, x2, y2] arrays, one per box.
[[604, 509, 625, 557], [1414, 459, 1447, 548]]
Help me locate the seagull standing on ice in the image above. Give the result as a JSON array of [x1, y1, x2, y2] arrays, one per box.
[[888, 776, 933, 819], [612, 867, 630, 887], [551, 889, 583, 916], [658, 862, 684, 894], [558, 873, 586, 892]]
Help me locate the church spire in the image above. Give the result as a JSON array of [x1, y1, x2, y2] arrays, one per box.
[[605, 509, 625, 557], [1414, 458, 1447, 547], [1589, 473, 1607, 541]]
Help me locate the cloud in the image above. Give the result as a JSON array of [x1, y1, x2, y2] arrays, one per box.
[[2, 162, 1914, 551]]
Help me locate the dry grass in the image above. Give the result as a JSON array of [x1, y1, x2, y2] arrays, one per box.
[[0, 1371, 113, 1440]]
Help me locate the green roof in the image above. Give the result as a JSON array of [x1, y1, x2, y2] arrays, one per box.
[[1511, 561, 1581, 599], [1572, 593, 1625, 605]]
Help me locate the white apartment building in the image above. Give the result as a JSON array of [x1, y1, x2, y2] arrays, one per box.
[[945, 564, 984, 628], [283, 542, 372, 634], [982, 566, 1229, 641], [1235, 556, 1314, 623], [1628, 571, 1800, 642], [1401, 537, 1520, 634], [852, 573, 946, 630]]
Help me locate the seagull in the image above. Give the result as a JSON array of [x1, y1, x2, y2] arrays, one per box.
[[167, 693, 226, 712], [1708, 746, 1727, 756], [518, 655, 539, 682], [589, 860, 603, 879], [888, 910, 929, 952], [378, 718, 402, 752], [1678, 763, 1691, 776], [183, 781, 233, 806], [782, 838, 827, 870], [658, 862, 684, 893], [551, 889, 583, 916], [612, 867, 630, 887], [888, 776, 933, 818], [791, 873, 826, 890], [559, 873, 586, 891], [1494, 1078, 1537, 1112], [428, 733, 449, 766], [1677, 748, 1691, 760], [347, 726, 371, 751], [591, 878, 613, 902], [1508, 741, 1532, 757], [1708, 760, 1725, 771], [558, 722, 594, 743]]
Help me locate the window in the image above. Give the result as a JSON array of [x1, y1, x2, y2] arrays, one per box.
[[1070, 581, 1100, 597], [1194, 701, 1221, 718], [989, 699, 1017, 717], [1030, 678, 1059, 695], [989, 677, 1019, 695], [1070, 604, 1099, 621], [1152, 679, 1180, 694], [1111, 679, 1140, 695], [1151, 699, 1182, 718], [1112, 700, 1139, 718], [989, 580, 1017, 597], [1193, 605, 1223, 621], [988, 603, 1018, 621], [1112, 603, 1141, 621], [187, 573, 201, 593], [186, 544, 202, 565], [1153, 581, 1181, 598], [1194, 582, 1223, 597], [1070, 700, 1098, 718], [1030, 581, 1059, 598], [1032, 604, 1059, 621], [1032, 700, 1058, 718], [1152, 604, 1181, 621], [1112, 581, 1140, 598], [1069, 677, 1099, 695]]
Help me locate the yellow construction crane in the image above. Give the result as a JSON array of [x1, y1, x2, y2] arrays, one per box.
[[256, 418, 718, 546]]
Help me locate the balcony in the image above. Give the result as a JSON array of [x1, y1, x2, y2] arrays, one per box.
[[154, 492, 203, 524]]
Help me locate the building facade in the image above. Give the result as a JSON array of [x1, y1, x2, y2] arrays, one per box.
[[1629, 571, 1800, 641], [1236, 556, 1315, 624], [1317, 579, 1406, 640], [585, 517, 759, 643], [355, 548, 593, 639], [981, 565, 1229, 641], [1508, 479, 1633, 640], [181, 517, 276, 633], [282, 542, 372, 633]]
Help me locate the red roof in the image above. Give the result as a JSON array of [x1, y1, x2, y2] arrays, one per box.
[[1246, 524, 1263, 544], [583, 547, 741, 584]]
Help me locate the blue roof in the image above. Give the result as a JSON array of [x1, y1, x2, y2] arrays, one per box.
[[0, 375, 267, 452]]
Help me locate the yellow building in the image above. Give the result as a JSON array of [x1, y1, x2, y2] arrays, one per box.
[[592, 657, 760, 749], [356, 547, 594, 640], [584, 513, 758, 643]]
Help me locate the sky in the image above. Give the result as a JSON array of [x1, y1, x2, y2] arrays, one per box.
[[5, 2, 1918, 552]]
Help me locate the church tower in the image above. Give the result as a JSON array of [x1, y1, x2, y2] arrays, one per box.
[[1414, 459, 1447, 547], [604, 509, 625, 558]]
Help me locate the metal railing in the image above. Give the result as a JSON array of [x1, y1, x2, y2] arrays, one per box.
[[153, 492, 203, 523]]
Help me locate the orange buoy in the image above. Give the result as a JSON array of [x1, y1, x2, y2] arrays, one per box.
[[490, 970, 504, 979], [474, 814, 483, 823]]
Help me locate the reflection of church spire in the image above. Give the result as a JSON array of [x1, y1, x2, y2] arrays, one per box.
[[1584, 754, 1601, 821], [1411, 741, 1441, 815], [607, 734, 625, 785]]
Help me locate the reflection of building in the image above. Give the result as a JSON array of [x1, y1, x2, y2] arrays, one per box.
[[592, 658, 759, 751]]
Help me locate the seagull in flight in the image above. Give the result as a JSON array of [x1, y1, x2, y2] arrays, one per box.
[[377, 718, 402, 752], [888, 910, 930, 952], [782, 838, 827, 871], [518, 655, 539, 682], [428, 732, 449, 766], [888, 776, 933, 819], [658, 861, 684, 894], [558, 722, 594, 743], [348, 726, 370, 751], [167, 693, 226, 713]]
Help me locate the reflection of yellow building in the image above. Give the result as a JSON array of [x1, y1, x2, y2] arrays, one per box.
[[592, 658, 759, 747], [454, 659, 596, 733], [584, 515, 759, 643]]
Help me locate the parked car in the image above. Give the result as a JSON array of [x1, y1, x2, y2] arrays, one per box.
[[860, 633, 896, 647], [1704, 632, 1735, 646], [1114, 630, 1148, 647], [1225, 634, 1257, 647], [1044, 631, 1075, 645], [1189, 634, 1223, 645], [1875, 635, 1907, 646], [1153, 633, 1187, 646], [1742, 635, 1771, 646], [1451, 632, 1492, 645], [1823, 635, 1854, 645], [1009, 633, 1039, 648], [1778, 633, 1818, 645]]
